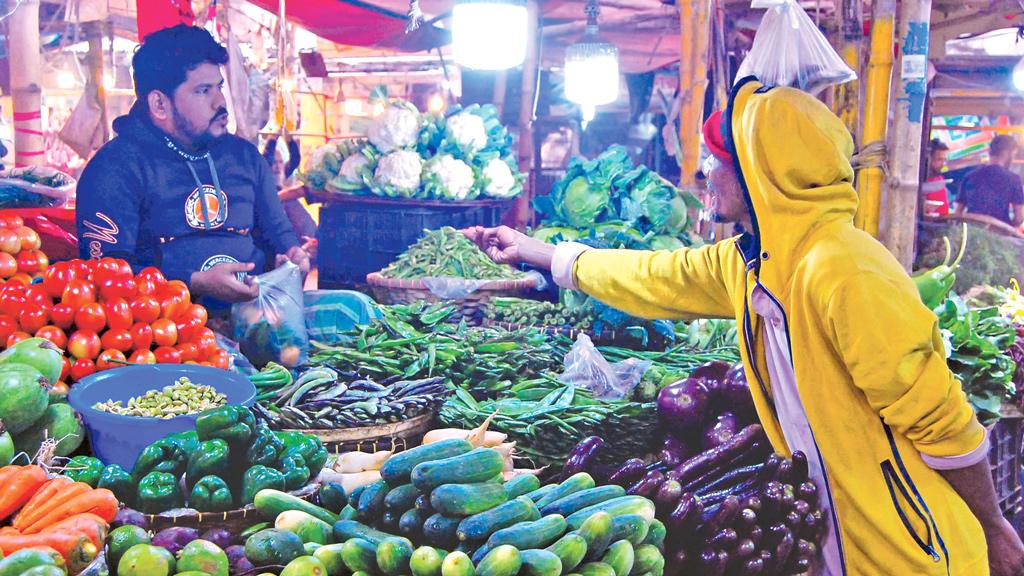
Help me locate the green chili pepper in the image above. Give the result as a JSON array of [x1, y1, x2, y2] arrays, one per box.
[[196, 405, 256, 445], [137, 471, 184, 513], [278, 454, 311, 490], [913, 225, 967, 309], [190, 475, 234, 512], [63, 456, 104, 488], [187, 439, 231, 491], [246, 425, 285, 468], [97, 464, 135, 507], [241, 465, 286, 505], [132, 438, 187, 483]]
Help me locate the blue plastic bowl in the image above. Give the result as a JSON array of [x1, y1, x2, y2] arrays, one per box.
[[68, 364, 256, 472]]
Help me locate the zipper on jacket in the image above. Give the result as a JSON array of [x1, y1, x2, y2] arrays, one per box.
[[880, 459, 941, 562]]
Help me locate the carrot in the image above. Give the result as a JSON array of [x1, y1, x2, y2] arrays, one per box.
[[15, 480, 89, 532], [39, 513, 108, 548], [0, 530, 96, 568], [23, 489, 118, 534], [0, 466, 48, 521]]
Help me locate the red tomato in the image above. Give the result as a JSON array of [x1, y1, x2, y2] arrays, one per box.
[[100, 328, 133, 353], [175, 318, 201, 343], [129, 296, 160, 324], [19, 308, 49, 334], [153, 346, 182, 364], [151, 318, 178, 347], [6, 331, 30, 348], [103, 298, 132, 331], [0, 253, 16, 278], [14, 227, 40, 251], [195, 330, 218, 358], [15, 251, 40, 275], [93, 258, 132, 286], [35, 325, 67, 349], [59, 356, 71, 382], [67, 260, 91, 281], [128, 349, 157, 365], [176, 342, 199, 362], [0, 315, 16, 342], [180, 304, 209, 326], [35, 251, 49, 274], [130, 322, 153, 351], [67, 330, 101, 360], [137, 267, 167, 288], [74, 303, 107, 333], [160, 294, 188, 320], [0, 216, 23, 228], [96, 349, 126, 371], [49, 303, 75, 331], [211, 350, 230, 370], [7, 273, 31, 286], [70, 358, 96, 381], [42, 262, 73, 298], [24, 285, 50, 308], [62, 279, 95, 308], [99, 277, 137, 301], [0, 228, 20, 255], [0, 286, 26, 318], [135, 276, 157, 296]]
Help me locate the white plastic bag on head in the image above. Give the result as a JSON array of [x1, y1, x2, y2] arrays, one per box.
[[557, 333, 652, 400], [735, 0, 857, 94]]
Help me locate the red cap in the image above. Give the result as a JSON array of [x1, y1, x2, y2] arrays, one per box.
[[702, 111, 732, 162]]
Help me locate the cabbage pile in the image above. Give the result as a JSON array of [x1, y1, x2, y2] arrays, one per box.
[[302, 99, 523, 201]]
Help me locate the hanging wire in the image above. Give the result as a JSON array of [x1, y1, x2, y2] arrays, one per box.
[[0, 0, 26, 24], [405, 0, 424, 33]]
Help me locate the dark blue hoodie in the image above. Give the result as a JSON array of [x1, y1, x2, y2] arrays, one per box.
[[76, 105, 299, 296]]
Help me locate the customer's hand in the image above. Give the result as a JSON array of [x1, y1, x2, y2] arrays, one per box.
[[462, 225, 555, 270], [276, 245, 311, 274], [190, 263, 259, 303], [988, 517, 1024, 575]]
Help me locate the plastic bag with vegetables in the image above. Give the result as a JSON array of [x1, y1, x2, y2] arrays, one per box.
[[231, 262, 308, 369], [557, 333, 652, 400]]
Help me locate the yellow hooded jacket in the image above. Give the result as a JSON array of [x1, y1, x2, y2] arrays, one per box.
[[565, 79, 988, 574]]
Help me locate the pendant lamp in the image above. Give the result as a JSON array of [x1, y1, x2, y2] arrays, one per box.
[[453, 0, 529, 70], [564, 0, 619, 122]]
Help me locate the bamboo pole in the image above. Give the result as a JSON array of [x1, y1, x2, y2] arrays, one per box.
[[84, 21, 108, 143], [8, 0, 43, 167], [512, 0, 540, 229], [678, 0, 710, 188], [853, 0, 895, 235], [833, 0, 863, 140], [878, 0, 933, 269]]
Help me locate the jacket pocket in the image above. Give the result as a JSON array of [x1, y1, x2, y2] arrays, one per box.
[[880, 460, 942, 563]]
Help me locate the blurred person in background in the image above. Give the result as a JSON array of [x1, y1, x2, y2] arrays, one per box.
[[955, 134, 1024, 227]]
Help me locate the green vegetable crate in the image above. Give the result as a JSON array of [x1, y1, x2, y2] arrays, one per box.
[[990, 404, 1024, 520]]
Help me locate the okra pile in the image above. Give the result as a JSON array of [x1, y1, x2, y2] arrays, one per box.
[[379, 227, 526, 281]]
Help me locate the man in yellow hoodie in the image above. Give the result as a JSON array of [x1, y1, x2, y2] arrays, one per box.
[[467, 78, 1024, 575]]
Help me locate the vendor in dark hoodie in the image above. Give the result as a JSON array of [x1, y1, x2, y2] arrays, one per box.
[[76, 25, 309, 305]]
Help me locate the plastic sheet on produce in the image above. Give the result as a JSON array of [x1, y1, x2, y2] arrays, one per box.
[[421, 270, 546, 299], [558, 333, 652, 400]]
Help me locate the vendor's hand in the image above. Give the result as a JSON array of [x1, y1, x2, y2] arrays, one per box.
[[190, 263, 259, 303], [987, 517, 1024, 575], [462, 225, 555, 270], [276, 245, 311, 274]]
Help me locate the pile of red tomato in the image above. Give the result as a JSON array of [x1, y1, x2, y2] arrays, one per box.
[[0, 215, 49, 284], [0, 254, 228, 389]]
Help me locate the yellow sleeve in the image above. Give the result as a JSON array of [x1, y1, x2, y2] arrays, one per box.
[[571, 240, 742, 321], [826, 273, 987, 463]]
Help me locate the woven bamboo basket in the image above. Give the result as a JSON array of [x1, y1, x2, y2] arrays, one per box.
[[365, 273, 538, 323], [142, 483, 319, 533], [482, 319, 671, 350], [282, 411, 435, 455]]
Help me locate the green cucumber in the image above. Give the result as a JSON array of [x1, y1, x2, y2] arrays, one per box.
[[441, 551, 475, 576], [534, 473, 595, 509], [546, 533, 588, 572], [416, 493, 435, 512], [525, 484, 558, 502], [383, 483, 420, 514], [630, 545, 663, 575], [400, 507, 430, 539], [423, 513, 462, 549], [319, 482, 348, 513], [610, 514, 650, 546], [519, 549, 563, 576], [431, 482, 509, 517], [566, 497, 656, 529], [504, 474, 540, 498], [478, 514, 567, 561], [275, 509, 334, 544], [341, 538, 379, 573], [412, 448, 505, 491], [332, 519, 398, 546], [601, 541, 634, 576], [578, 562, 616, 576], [641, 519, 665, 550], [411, 546, 447, 576], [458, 495, 540, 542], [381, 510, 401, 531], [357, 480, 390, 522], [305, 542, 324, 554], [340, 505, 359, 521], [575, 512, 613, 560], [475, 545, 522, 576], [349, 484, 367, 506], [313, 543, 347, 576], [254, 489, 340, 525], [377, 536, 416, 576], [541, 485, 626, 516], [381, 439, 473, 485]]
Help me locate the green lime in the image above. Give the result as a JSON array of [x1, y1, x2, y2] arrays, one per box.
[[107, 525, 151, 569]]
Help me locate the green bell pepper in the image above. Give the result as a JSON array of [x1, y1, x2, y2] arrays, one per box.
[[165, 430, 200, 455], [97, 464, 136, 507], [279, 454, 311, 491], [187, 439, 231, 491], [63, 456, 104, 487], [280, 435, 327, 472], [137, 471, 184, 513], [189, 475, 234, 512], [133, 438, 187, 483], [275, 431, 306, 451], [196, 405, 256, 445], [246, 425, 285, 468], [241, 465, 286, 505]]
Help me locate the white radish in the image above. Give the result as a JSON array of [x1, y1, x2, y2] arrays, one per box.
[[334, 450, 392, 473], [502, 467, 547, 481], [466, 412, 497, 447], [338, 470, 382, 493]]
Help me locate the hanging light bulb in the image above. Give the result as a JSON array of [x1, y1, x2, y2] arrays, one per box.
[[564, 0, 619, 119], [1014, 56, 1024, 91], [57, 71, 76, 90], [428, 93, 446, 113], [453, 0, 528, 70]]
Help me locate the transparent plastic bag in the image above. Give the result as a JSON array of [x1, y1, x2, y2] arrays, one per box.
[[231, 262, 309, 369], [557, 333, 652, 400], [0, 167, 77, 208], [735, 0, 856, 94], [421, 270, 547, 300]]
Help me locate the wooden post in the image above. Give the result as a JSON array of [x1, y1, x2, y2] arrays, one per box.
[[493, 70, 508, 119], [8, 0, 44, 167], [833, 0, 863, 141], [677, 0, 709, 188], [878, 0, 932, 269], [512, 0, 539, 229], [83, 21, 108, 143]]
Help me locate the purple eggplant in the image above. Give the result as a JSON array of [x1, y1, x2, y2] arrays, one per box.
[[658, 435, 691, 468], [668, 493, 698, 530], [798, 481, 819, 504], [699, 496, 740, 540], [691, 360, 732, 385], [200, 528, 234, 550], [694, 463, 764, 497], [226, 545, 255, 575], [785, 557, 811, 575], [748, 525, 764, 547], [791, 451, 809, 483], [736, 538, 757, 558], [627, 470, 665, 497], [608, 458, 647, 486], [654, 480, 683, 509], [742, 557, 765, 575], [703, 412, 740, 450], [792, 499, 811, 517], [562, 436, 605, 480], [111, 508, 148, 530], [737, 507, 758, 527], [658, 378, 710, 432], [698, 548, 726, 576], [673, 425, 764, 485], [708, 528, 738, 549], [152, 527, 200, 555]]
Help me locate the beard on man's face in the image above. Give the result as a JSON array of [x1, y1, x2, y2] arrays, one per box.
[[172, 105, 229, 148]]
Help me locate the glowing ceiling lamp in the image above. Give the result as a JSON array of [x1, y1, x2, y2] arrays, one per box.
[[564, 0, 619, 127], [452, 0, 528, 70], [1014, 57, 1024, 91]]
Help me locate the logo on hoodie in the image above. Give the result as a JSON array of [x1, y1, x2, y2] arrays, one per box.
[[185, 185, 228, 230]]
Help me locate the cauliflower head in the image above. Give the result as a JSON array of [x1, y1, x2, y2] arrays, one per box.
[[446, 112, 488, 152], [374, 149, 423, 193], [369, 101, 421, 152], [425, 154, 476, 200], [482, 158, 519, 198], [339, 153, 370, 184]]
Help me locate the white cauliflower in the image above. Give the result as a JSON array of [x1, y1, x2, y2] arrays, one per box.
[[426, 154, 476, 200], [374, 149, 423, 194], [339, 154, 370, 184], [369, 101, 421, 152], [482, 158, 519, 198], [446, 112, 488, 152]]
